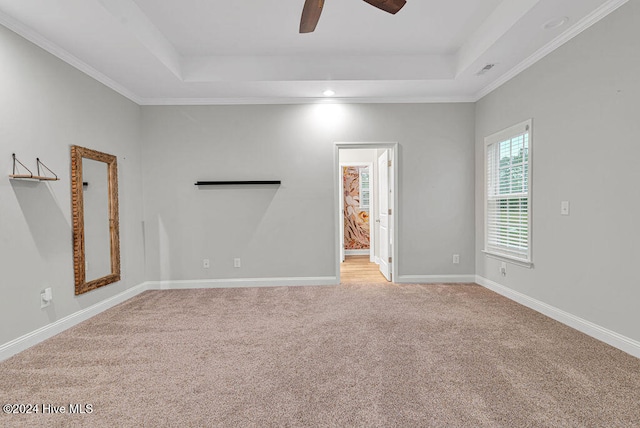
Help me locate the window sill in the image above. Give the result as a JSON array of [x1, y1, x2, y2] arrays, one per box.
[[482, 250, 534, 269]]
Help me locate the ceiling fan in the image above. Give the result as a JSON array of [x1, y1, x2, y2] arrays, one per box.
[[300, 0, 407, 33]]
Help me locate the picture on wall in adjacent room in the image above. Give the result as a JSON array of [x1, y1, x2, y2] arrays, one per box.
[[343, 166, 370, 250]]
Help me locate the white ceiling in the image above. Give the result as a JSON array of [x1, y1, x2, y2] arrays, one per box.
[[0, 0, 627, 105]]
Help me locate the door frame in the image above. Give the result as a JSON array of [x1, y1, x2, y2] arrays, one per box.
[[335, 142, 399, 283]]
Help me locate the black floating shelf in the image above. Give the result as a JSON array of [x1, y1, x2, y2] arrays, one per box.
[[195, 180, 281, 186]]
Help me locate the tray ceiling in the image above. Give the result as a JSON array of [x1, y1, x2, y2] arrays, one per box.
[[0, 0, 627, 104]]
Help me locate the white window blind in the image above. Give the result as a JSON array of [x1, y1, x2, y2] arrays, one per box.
[[359, 167, 370, 210], [485, 120, 532, 263]]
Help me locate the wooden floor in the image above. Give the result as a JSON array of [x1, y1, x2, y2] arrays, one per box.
[[340, 255, 389, 283]]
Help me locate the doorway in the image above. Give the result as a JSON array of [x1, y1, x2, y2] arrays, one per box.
[[340, 161, 374, 262], [335, 143, 398, 284]]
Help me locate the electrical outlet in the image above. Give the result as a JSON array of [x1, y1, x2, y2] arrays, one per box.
[[41, 287, 52, 309], [500, 262, 507, 277], [452, 254, 460, 264], [203, 259, 210, 269], [234, 258, 241, 268]]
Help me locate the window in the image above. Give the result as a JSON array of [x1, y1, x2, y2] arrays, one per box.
[[359, 167, 370, 210], [485, 119, 532, 264]]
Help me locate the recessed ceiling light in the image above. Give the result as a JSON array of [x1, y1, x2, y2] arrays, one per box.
[[543, 16, 569, 30], [323, 89, 335, 97]]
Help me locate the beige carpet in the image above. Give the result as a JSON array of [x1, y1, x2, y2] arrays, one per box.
[[1, 283, 639, 427]]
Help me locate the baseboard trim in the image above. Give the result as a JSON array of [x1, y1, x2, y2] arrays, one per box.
[[396, 275, 476, 284], [14, 275, 634, 365], [148, 276, 339, 290], [0, 282, 151, 362], [0, 277, 336, 361], [475, 275, 640, 359], [345, 250, 370, 256]]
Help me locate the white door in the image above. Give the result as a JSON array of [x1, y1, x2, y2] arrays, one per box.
[[378, 150, 391, 281], [339, 166, 345, 262]]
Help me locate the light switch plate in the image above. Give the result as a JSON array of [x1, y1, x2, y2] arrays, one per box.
[[561, 201, 570, 216]]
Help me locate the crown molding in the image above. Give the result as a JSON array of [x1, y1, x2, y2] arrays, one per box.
[[0, 10, 144, 105], [474, 0, 629, 101], [1, 0, 629, 107], [139, 95, 477, 106]]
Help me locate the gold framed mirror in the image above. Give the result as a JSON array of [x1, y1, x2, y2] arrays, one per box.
[[71, 145, 120, 295]]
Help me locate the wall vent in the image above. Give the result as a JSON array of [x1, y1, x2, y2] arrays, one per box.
[[476, 63, 496, 76]]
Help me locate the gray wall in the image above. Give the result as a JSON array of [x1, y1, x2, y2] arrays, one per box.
[[0, 25, 145, 345], [141, 103, 476, 281], [475, 2, 640, 342], [2, 0, 637, 353]]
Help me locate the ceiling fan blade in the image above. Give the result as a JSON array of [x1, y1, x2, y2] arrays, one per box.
[[362, 0, 406, 14], [300, 0, 325, 33]]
